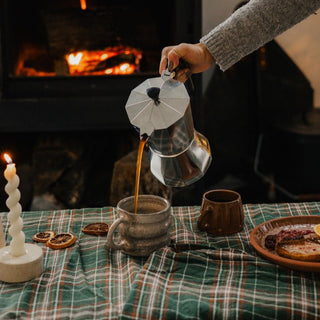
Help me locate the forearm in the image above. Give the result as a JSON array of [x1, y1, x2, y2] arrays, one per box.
[[201, 0, 320, 71]]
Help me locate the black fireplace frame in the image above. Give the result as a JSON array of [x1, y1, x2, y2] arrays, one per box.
[[0, 0, 202, 133]]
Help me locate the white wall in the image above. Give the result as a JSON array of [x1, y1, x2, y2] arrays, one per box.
[[202, 0, 320, 107]]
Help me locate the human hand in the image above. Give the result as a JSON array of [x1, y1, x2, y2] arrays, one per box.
[[159, 43, 215, 82]]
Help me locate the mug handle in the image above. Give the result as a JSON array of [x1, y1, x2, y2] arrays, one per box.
[[197, 206, 212, 231], [106, 216, 125, 250]]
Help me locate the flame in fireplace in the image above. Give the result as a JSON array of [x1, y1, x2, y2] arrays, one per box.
[[68, 52, 83, 66], [80, 0, 87, 10], [15, 45, 142, 77], [65, 46, 142, 76]]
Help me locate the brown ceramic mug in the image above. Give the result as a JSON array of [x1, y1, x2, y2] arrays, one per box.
[[197, 189, 244, 235]]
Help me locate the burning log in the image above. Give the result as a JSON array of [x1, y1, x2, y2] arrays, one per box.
[[65, 47, 142, 76], [93, 53, 136, 71]]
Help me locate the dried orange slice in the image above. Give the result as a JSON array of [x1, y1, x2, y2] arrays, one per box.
[[314, 224, 320, 237], [46, 233, 76, 250], [33, 231, 56, 243], [82, 222, 109, 235]]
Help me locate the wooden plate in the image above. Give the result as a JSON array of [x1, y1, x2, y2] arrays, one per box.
[[250, 215, 320, 272]]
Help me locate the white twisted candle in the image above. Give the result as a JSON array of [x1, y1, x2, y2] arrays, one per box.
[[4, 157, 26, 257]]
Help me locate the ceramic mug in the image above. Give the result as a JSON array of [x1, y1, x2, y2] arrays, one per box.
[[107, 195, 171, 256], [197, 189, 244, 235]]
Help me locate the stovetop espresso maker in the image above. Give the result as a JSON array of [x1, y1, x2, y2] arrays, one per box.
[[125, 73, 212, 187]]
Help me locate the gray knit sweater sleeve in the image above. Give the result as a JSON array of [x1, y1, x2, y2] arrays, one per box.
[[200, 0, 320, 71]]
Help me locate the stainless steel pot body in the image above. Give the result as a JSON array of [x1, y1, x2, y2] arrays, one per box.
[[148, 104, 212, 187]]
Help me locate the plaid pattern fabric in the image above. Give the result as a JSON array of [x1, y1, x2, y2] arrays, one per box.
[[0, 202, 320, 319]]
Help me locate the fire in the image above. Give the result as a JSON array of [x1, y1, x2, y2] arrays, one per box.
[[120, 63, 130, 72], [65, 46, 142, 76], [15, 45, 142, 77], [104, 63, 135, 75], [67, 52, 83, 66], [80, 0, 87, 10], [101, 53, 109, 60], [3, 153, 13, 164]]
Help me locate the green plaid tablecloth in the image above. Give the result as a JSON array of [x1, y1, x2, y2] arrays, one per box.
[[0, 202, 320, 319]]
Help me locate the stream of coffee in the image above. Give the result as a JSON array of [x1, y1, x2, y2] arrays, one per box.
[[134, 135, 148, 213]]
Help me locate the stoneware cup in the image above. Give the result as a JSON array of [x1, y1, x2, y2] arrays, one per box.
[[197, 189, 244, 236], [107, 195, 171, 256]]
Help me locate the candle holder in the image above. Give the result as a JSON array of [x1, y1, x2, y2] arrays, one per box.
[[0, 243, 43, 283]]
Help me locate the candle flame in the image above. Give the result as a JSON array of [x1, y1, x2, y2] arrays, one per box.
[[3, 153, 13, 164]]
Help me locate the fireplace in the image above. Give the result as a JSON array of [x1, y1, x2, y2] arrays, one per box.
[[0, 0, 202, 211], [0, 0, 202, 132]]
